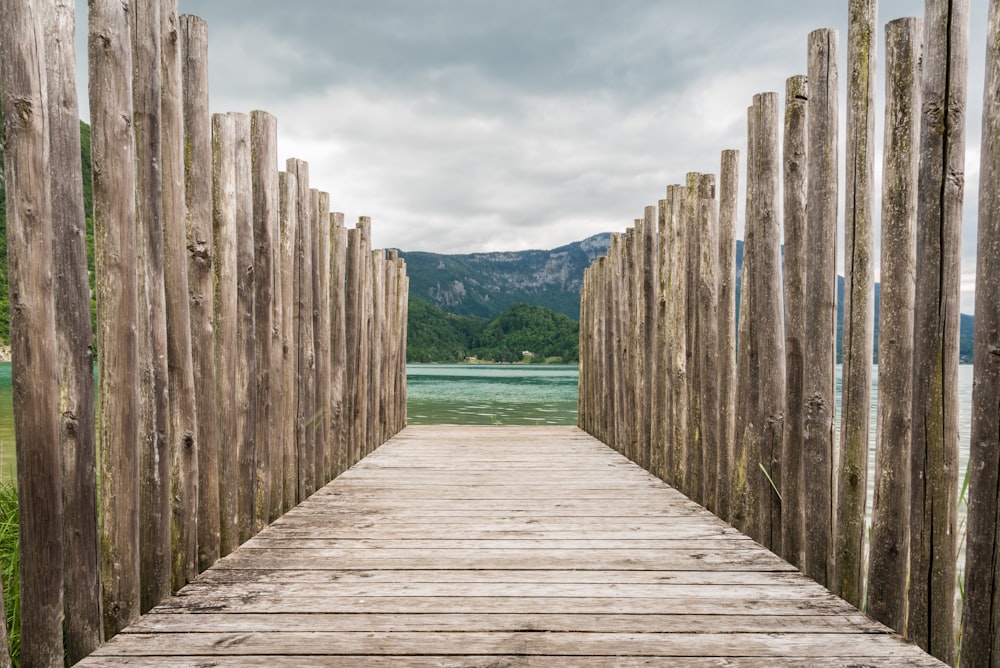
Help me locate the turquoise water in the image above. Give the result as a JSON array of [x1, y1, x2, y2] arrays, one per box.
[[406, 363, 579, 425]]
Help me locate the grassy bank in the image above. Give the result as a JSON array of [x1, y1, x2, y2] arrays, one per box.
[[0, 482, 17, 665]]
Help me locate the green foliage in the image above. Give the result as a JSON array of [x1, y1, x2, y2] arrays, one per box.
[[407, 298, 579, 364], [0, 483, 18, 666]]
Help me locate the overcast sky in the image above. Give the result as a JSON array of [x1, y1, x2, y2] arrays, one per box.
[[74, 0, 988, 312]]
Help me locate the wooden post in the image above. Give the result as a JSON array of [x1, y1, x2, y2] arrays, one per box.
[[781, 75, 808, 569], [314, 192, 332, 486], [278, 171, 298, 512], [251, 110, 278, 528], [626, 223, 640, 463], [345, 226, 362, 467], [161, 0, 198, 594], [717, 150, 739, 524], [266, 157, 284, 524], [371, 250, 386, 449], [663, 187, 687, 489], [233, 113, 257, 545], [641, 206, 656, 473], [90, 0, 142, 639], [751, 92, 785, 553], [733, 105, 758, 538], [289, 160, 315, 500], [835, 0, 877, 609], [399, 269, 410, 430], [330, 214, 349, 476], [960, 1, 1000, 660], [1, 0, 65, 659], [803, 28, 838, 588], [212, 112, 239, 557], [43, 0, 102, 657], [385, 251, 399, 441], [908, 0, 968, 661], [651, 198, 668, 481], [866, 16, 920, 635], [132, 0, 172, 613], [683, 175, 702, 503], [357, 219, 373, 456], [697, 177, 720, 514], [182, 14, 219, 574]]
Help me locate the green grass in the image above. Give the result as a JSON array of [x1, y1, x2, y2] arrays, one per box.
[[0, 482, 18, 665]]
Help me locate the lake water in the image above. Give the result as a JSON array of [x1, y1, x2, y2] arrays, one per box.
[[0, 362, 975, 487]]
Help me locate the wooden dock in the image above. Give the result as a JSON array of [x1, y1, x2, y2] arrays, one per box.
[[79, 426, 942, 666]]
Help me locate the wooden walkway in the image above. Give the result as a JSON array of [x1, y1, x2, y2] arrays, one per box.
[[80, 426, 942, 666]]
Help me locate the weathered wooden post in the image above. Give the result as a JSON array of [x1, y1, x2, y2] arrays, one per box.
[[803, 28, 838, 588], [960, 0, 1000, 660], [2, 0, 65, 659], [251, 110, 278, 528], [663, 187, 687, 489], [757, 92, 785, 553], [683, 175, 702, 503], [717, 150, 739, 524], [279, 171, 298, 511], [835, 0, 877, 609], [781, 75, 808, 569], [288, 159, 315, 500], [43, 0, 102, 657], [132, 0, 172, 613], [90, 0, 142, 639], [213, 113, 239, 557], [330, 214, 349, 475], [358, 218, 374, 455], [399, 269, 410, 431], [641, 205, 656, 473], [233, 113, 257, 545], [161, 0, 198, 593], [733, 106, 758, 538], [866, 16, 920, 636], [627, 223, 641, 464], [371, 250, 386, 448], [606, 233, 622, 453], [182, 14, 219, 573], [345, 225, 362, 466], [652, 198, 668, 481], [315, 193, 332, 484], [696, 178, 720, 514], [908, 0, 968, 661]]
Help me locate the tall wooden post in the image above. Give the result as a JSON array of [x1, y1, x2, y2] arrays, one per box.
[[663, 187, 687, 489], [652, 198, 668, 481], [289, 160, 315, 500], [1, 0, 65, 659], [315, 192, 332, 486], [781, 75, 808, 570], [835, 0, 877, 609], [640, 206, 656, 473], [345, 226, 362, 467], [251, 110, 278, 528], [182, 14, 219, 573], [683, 175, 702, 503], [803, 28, 838, 588], [717, 150, 739, 523], [132, 0, 172, 613], [212, 112, 239, 557], [696, 178, 720, 514], [90, 0, 142, 639], [356, 218, 373, 456], [278, 171, 298, 511], [908, 0, 968, 661], [866, 16, 921, 636], [43, 0, 102, 658], [161, 0, 199, 593], [233, 113, 257, 545], [330, 214, 349, 476], [960, 1, 1000, 661]]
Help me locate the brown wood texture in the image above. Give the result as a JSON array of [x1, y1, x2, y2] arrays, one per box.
[[161, 0, 199, 595], [696, 180, 719, 515], [866, 16, 920, 636], [2, 0, 66, 661], [278, 171, 298, 514], [132, 0, 172, 615], [907, 1, 968, 662], [79, 427, 943, 666], [44, 0, 102, 659], [90, 0, 142, 640], [781, 74, 807, 571], [289, 160, 315, 502], [330, 214, 349, 476], [315, 193, 333, 485], [716, 150, 738, 525], [802, 28, 838, 589], [835, 0, 877, 610], [960, 0, 1000, 662], [182, 14, 220, 575]]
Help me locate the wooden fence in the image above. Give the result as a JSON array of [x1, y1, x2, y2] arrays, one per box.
[[0, 0, 408, 664], [580, 1, 999, 666]]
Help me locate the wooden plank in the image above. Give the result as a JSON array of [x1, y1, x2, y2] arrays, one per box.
[[76, 427, 941, 665]]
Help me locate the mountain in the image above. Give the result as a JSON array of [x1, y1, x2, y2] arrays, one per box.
[[398, 234, 611, 321], [404, 237, 976, 364]]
